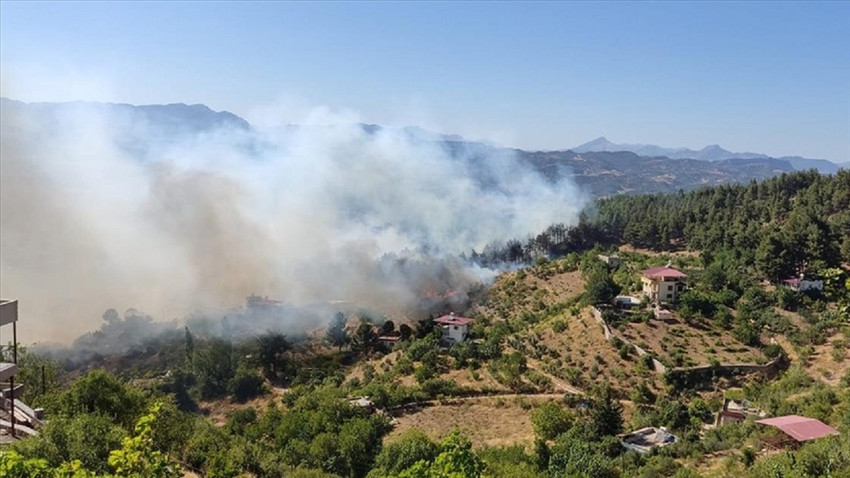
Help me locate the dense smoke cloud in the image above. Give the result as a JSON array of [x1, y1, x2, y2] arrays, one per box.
[[0, 100, 586, 343]]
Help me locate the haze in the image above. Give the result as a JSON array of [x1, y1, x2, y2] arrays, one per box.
[[1, 2, 849, 161]]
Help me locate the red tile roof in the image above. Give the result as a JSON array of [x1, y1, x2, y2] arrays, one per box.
[[756, 415, 840, 442], [642, 266, 687, 279], [435, 314, 474, 326]]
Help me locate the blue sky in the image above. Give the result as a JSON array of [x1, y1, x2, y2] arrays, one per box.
[[2, 1, 849, 161]]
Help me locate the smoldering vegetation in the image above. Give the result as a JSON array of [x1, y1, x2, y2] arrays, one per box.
[[0, 98, 586, 348]]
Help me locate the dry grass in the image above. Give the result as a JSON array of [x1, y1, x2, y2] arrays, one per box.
[[199, 386, 286, 427], [387, 396, 558, 449], [801, 333, 850, 385]]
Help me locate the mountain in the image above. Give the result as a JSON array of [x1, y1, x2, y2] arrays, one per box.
[[572, 136, 839, 173], [516, 149, 793, 197], [0, 99, 803, 197]]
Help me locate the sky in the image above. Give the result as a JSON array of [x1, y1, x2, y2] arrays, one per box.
[[1, 1, 849, 161]]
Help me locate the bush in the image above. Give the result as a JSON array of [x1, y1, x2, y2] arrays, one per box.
[[371, 429, 439, 476], [229, 367, 267, 403], [531, 403, 574, 440]]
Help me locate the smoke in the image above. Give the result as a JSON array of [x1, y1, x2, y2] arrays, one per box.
[[0, 99, 586, 343]]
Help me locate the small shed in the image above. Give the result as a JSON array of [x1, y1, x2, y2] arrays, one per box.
[[756, 415, 839, 448]]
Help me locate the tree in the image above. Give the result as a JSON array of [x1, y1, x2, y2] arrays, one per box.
[[416, 315, 436, 339], [381, 320, 396, 336], [256, 332, 289, 379], [194, 338, 236, 399], [398, 430, 484, 478], [184, 326, 194, 365], [50, 369, 147, 430], [352, 322, 379, 357], [327, 312, 348, 351], [588, 385, 623, 438], [108, 402, 180, 478], [372, 429, 439, 476], [531, 403, 573, 440], [399, 324, 413, 341]]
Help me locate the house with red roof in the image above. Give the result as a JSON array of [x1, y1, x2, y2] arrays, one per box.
[[641, 265, 687, 303], [435, 313, 474, 344]]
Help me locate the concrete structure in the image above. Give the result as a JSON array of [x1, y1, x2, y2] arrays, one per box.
[[715, 410, 747, 427], [641, 266, 687, 303], [598, 254, 621, 268], [654, 308, 673, 320], [783, 275, 823, 292], [619, 427, 677, 453], [614, 295, 641, 309], [1, 299, 20, 440], [435, 313, 474, 344]]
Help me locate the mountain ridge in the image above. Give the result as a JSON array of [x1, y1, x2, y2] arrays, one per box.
[[572, 136, 841, 173], [0, 99, 834, 196]]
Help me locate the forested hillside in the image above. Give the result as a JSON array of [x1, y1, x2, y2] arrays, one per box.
[[477, 170, 850, 279], [592, 170, 850, 278]]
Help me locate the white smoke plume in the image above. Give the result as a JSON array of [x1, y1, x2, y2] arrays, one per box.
[[0, 99, 586, 343]]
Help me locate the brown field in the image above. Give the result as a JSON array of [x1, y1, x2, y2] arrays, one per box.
[[386, 395, 559, 449], [617, 314, 763, 368], [801, 333, 850, 385]]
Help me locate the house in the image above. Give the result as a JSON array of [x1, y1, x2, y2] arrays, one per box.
[[783, 275, 823, 292], [715, 410, 747, 427], [435, 313, 474, 344], [619, 427, 677, 453], [377, 335, 401, 349], [598, 254, 621, 268], [641, 266, 687, 303], [756, 415, 839, 448]]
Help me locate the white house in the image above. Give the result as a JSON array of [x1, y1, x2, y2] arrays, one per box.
[[783, 275, 823, 292], [435, 313, 474, 344], [641, 266, 687, 303]]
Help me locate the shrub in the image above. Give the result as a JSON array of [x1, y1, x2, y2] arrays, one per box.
[[230, 367, 267, 403], [531, 403, 574, 440]]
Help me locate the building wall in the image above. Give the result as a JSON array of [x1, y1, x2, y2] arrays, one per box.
[[442, 324, 468, 343], [642, 278, 685, 303]]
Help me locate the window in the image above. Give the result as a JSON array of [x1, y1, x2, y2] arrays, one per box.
[[453, 326, 457, 330], [667, 285, 673, 291]]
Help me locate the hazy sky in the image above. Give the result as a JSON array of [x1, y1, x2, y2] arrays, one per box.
[[2, 1, 849, 161]]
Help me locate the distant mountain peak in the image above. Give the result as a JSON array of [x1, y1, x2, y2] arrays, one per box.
[[571, 137, 838, 173]]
